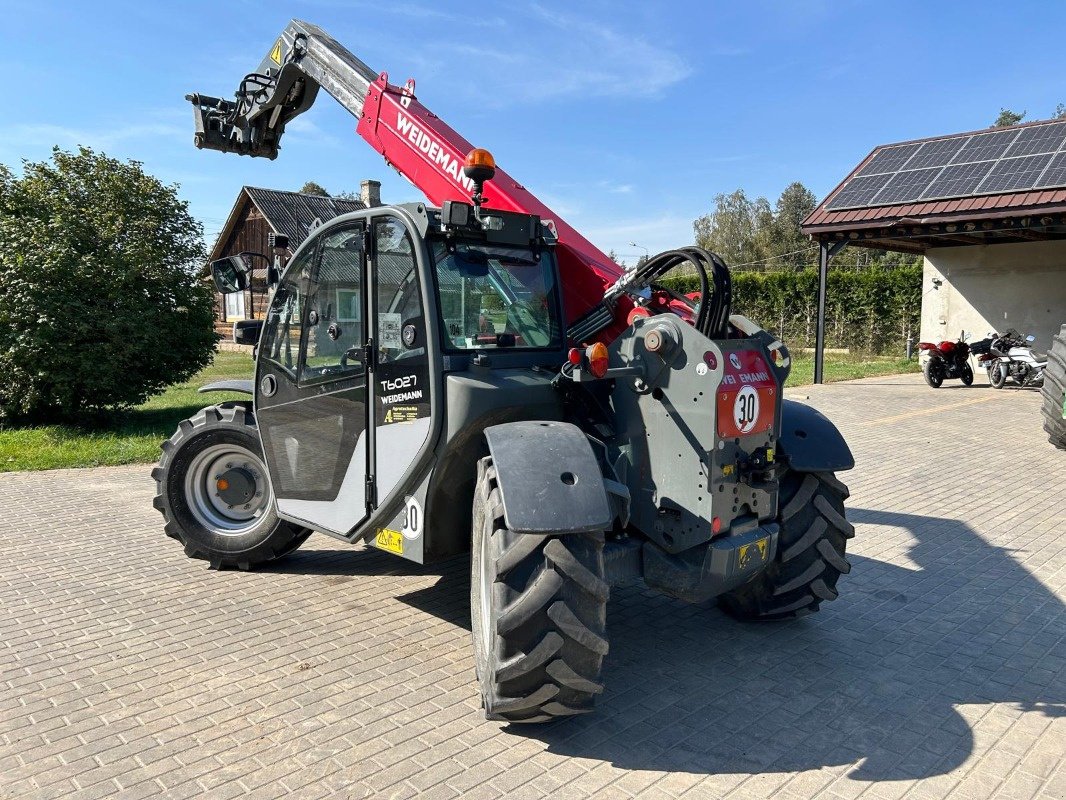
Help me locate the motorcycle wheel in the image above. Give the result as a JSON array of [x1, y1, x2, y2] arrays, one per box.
[[923, 360, 944, 388], [989, 366, 1007, 389], [961, 364, 974, 386]]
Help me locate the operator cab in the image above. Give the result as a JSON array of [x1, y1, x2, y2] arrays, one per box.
[[222, 195, 562, 545]]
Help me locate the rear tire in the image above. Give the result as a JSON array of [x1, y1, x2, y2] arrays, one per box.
[[720, 470, 852, 621], [470, 457, 609, 722], [1042, 324, 1066, 450], [152, 404, 312, 569], [923, 360, 944, 388]]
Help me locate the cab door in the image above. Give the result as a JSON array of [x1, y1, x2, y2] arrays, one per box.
[[255, 223, 372, 535]]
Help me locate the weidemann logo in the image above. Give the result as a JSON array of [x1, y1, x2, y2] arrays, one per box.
[[394, 112, 475, 192]]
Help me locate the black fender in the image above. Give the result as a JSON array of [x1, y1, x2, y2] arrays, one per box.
[[483, 421, 616, 534], [197, 380, 255, 396], [778, 399, 854, 473]]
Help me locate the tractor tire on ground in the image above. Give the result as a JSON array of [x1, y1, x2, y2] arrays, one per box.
[[923, 360, 944, 388], [720, 470, 852, 621], [1042, 324, 1066, 450], [470, 457, 609, 723], [152, 404, 312, 569]]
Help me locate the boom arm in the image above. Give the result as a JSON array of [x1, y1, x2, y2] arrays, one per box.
[[187, 19, 626, 329]]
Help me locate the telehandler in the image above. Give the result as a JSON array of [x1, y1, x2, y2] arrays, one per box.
[[156, 20, 856, 722]]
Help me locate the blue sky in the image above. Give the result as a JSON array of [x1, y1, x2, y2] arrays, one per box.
[[3, 0, 1065, 264]]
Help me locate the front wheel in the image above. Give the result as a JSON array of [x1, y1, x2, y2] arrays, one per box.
[[152, 404, 312, 569], [961, 364, 974, 385], [470, 457, 609, 722], [720, 470, 853, 620], [923, 359, 944, 388], [989, 365, 1007, 389]]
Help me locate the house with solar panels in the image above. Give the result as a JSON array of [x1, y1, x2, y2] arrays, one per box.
[[802, 119, 1066, 378], [206, 181, 382, 336]]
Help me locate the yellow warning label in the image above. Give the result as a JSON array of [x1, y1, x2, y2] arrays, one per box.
[[374, 528, 404, 555], [270, 39, 283, 65], [383, 406, 419, 424], [765, 448, 775, 463], [738, 536, 770, 570]]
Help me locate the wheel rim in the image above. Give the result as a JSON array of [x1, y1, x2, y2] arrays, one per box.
[[183, 443, 270, 535], [478, 524, 493, 657]]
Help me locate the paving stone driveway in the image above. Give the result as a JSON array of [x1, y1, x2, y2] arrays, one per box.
[[1, 374, 1064, 799]]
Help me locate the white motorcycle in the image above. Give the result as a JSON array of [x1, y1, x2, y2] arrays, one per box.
[[971, 329, 1047, 389]]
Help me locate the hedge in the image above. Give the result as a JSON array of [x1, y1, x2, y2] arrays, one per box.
[[658, 265, 922, 355]]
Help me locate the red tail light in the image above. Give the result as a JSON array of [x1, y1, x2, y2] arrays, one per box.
[[567, 347, 583, 366]]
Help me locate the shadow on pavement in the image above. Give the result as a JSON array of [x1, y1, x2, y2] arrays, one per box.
[[375, 507, 1062, 782], [522, 507, 1063, 779]]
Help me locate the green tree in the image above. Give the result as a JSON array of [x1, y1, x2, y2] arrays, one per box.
[[1055, 103, 1066, 120], [0, 147, 216, 421], [299, 181, 330, 196], [606, 249, 622, 264], [766, 182, 818, 269], [693, 189, 771, 267], [993, 108, 1026, 127]]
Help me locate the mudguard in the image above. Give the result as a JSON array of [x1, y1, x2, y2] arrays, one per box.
[[484, 421, 614, 534], [779, 399, 854, 472], [197, 380, 255, 396]]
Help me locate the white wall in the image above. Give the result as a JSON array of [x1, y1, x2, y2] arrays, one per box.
[[921, 240, 1066, 351]]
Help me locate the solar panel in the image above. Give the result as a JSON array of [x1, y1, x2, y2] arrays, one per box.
[[855, 143, 923, 177], [904, 137, 967, 170], [825, 120, 1066, 211], [1004, 121, 1066, 157], [872, 168, 943, 205], [921, 161, 995, 199], [978, 154, 1055, 193], [1037, 151, 1066, 188], [950, 129, 1019, 164], [827, 173, 895, 209]]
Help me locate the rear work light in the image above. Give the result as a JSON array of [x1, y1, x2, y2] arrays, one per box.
[[586, 342, 609, 378]]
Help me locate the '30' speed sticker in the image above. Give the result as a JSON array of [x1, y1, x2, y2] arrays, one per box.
[[733, 385, 760, 434]]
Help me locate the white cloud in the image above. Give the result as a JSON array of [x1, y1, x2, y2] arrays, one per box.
[[0, 120, 187, 157]]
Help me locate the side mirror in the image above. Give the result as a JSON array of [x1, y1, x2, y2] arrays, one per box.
[[1026, 334, 1036, 343], [233, 319, 264, 346], [211, 255, 252, 294]]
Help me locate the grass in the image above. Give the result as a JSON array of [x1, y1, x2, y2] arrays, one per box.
[[784, 353, 920, 388], [0, 351, 255, 472], [0, 349, 920, 472]]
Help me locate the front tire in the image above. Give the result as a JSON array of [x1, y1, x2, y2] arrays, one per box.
[[152, 404, 312, 569], [720, 470, 853, 620], [989, 364, 1007, 389], [923, 360, 944, 388], [1042, 324, 1066, 450], [470, 457, 609, 722], [961, 364, 974, 385]]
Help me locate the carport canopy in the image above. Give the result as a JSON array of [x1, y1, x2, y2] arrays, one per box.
[[801, 118, 1066, 382]]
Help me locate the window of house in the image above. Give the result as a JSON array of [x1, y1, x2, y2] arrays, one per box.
[[225, 291, 246, 320]]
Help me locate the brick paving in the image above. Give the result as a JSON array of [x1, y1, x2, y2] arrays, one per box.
[[1, 373, 1064, 799]]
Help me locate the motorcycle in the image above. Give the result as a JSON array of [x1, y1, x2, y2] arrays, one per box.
[[970, 329, 1046, 389], [918, 333, 973, 388]]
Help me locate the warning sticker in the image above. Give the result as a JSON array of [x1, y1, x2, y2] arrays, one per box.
[[717, 349, 776, 438], [379, 312, 402, 349], [374, 528, 404, 555], [383, 405, 419, 424], [738, 536, 770, 570], [269, 39, 283, 65]]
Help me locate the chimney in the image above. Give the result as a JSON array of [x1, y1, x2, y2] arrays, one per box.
[[360, 179, 382, 208]]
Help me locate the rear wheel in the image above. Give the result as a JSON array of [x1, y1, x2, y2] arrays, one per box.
[[152, 404, 312, 569], [470, 457, 609, 722], [720, 470, 852, 620], [1042, 324, 1066, 450], [923, 360, 944, 388]]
